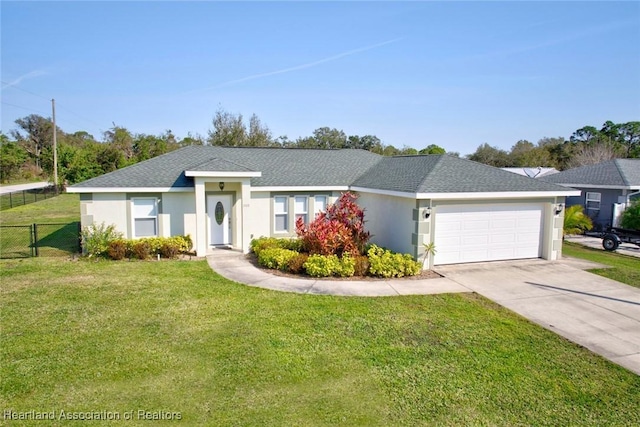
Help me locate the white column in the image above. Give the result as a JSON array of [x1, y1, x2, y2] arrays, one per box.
[[241, 179, 252, 253], [194, 178, 207, 256]]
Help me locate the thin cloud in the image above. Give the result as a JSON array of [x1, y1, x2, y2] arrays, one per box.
[[190, 37, 404, 93], [1, 70, 47, 90], [452, 19, 635, 64]]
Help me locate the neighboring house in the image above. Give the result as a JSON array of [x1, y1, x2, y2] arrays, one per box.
[[67, 146, 578, 268], [502, 167, 559, 178], [540, 159, 640, 229]]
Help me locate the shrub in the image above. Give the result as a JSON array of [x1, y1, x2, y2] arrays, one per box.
[[160, 242, 181, 259], [301, 254, 355, 277], [367, 244, 421, 278], [107, 239, 128, 260], [257, 248, 299, 271], [621, 200, 640, 230], [336, 253, 355, 277], [81, 222, 123, 258], [288, 253, 309, 274], [353, 255, 370, 276], [250, 236, 303, 256], [563, 205, 593, 236], [296, 192, 370, 257], [303, 254, 341, 277], [132, 240, 152, 260]]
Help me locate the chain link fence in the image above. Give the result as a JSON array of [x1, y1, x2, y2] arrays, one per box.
[[0, 222, 81, 259], [0, 185, 61, 211]]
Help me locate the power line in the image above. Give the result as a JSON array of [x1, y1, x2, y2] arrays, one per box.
[[2, 81, 105, 131], [1, 101, 50, 116], [0, 80, 50, 100]]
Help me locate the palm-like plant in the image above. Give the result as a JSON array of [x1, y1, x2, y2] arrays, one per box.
[[563, 205, 593, 236]]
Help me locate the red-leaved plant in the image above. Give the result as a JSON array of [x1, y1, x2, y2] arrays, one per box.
[[295, 192, 371, 256]]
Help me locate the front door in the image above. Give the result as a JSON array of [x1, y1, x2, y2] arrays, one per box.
[[208, 195, 232, 246]]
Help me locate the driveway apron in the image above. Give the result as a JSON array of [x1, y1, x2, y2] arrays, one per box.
[[435, 259, 640, 375]]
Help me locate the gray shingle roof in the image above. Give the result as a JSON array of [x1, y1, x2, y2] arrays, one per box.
[[70, 146, 572, 194], [71, 146, 381, 188], [352, 155, 570, 193], [541, 159, 640, 188]]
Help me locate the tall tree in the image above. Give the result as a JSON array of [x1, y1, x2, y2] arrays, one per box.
[[10, 114, 56, 168], [207, 109, 246, 146], [467, 143, 510, 167], [0, 133, 27, 182], [247, 114, 273, 147], [617, 121, 640, 157], [419, 144, 446, 155], [103, 126, 135, 161]]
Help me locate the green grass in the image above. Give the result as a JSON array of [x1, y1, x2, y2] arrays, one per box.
[[0, 193, 80, 225], [563, 241, 640, 288], [0, 193, 80, 258], [1, 259, 639, 426]]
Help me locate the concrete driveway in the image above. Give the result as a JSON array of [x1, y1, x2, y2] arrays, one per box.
[[435, 259, 640, 375]]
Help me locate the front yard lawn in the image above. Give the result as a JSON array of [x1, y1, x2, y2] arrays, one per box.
[[1, 258, 639, 426], [563, 241, 640, 288]]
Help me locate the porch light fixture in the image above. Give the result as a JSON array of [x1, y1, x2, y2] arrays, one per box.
[[424, 207, 432, 219], [555, 203, 564, 215], [219, 182, 225, 191]]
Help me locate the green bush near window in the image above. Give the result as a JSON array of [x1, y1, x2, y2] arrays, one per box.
[[621, 200, 640, 230], [99, 234, 192, 260], [81, 222, 123, 258]]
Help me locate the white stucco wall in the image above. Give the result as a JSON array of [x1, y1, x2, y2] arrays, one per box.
[[357, 192, 417, 256], [162, 192, 196, 240], [248, 191, 272, 240], [85, 193, 128, 236]]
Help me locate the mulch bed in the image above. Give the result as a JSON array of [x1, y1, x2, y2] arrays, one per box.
[[246, 254, 443, 281]]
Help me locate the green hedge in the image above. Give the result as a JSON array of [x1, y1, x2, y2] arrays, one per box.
[[367, 244, 421, 278]]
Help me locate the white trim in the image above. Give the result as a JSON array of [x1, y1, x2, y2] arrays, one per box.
[[553, 183, 640, 190], [66, 186, 193, 193], [254, 186, 349, 192], [351, 186, 581, 200], [131, 197, 158, 238], [185, 171, 261, 178]]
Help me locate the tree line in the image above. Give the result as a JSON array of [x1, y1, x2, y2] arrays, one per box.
[[1, 108, 638, 185]]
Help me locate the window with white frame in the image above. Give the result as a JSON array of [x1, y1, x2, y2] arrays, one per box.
[[586, 192, 601, 210], [133, 198, 158, 237], [274, 196, 288, 232], [294, 196, 308, 225], [315, 195, 327, 216]]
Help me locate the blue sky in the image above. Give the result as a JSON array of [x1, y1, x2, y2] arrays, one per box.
[[1, 1, 639, 155]]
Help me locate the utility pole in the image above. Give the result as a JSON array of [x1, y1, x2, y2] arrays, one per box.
[[52, 98, 58, 188]]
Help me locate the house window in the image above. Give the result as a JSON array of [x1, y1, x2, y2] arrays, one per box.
[[586, 192, 601, 210], [133, 198, 158, 237], [315, 195, 327, 216], [274, 196, 288, 232], [295, 196, 308, 225]]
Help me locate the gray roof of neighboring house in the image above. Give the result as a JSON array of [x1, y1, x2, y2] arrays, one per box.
[[70, 146, 573, 194], [540, 159, 640, 188], [352, 155, 570, 193]]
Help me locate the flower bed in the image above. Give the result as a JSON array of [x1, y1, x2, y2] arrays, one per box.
[[250, 237, 422, 278]]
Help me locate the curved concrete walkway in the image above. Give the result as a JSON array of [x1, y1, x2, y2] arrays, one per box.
[[206, 250, 469, 296]]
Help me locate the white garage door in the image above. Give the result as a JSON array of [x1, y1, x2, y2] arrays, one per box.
[[433, 203, 543, 265]]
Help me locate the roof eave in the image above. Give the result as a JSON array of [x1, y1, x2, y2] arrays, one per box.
[[185, 171, 262, 178], [66, 186, 193, 194]]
